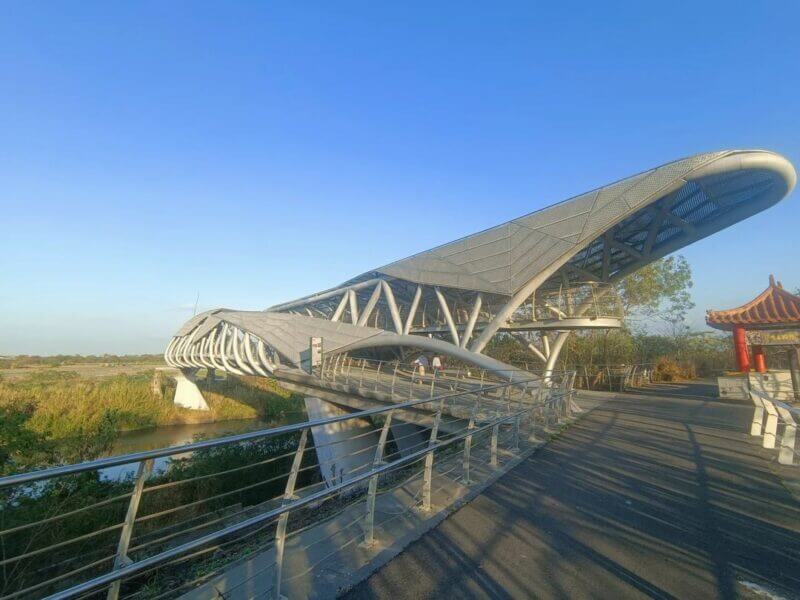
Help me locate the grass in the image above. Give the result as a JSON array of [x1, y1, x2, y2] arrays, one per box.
[[0, 354, 164, 369], [0, 368, 305, 469]]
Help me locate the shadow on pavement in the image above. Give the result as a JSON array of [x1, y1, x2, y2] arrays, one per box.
[[343, 392, 800, 599]]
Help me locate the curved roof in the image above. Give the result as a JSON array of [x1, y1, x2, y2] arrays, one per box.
[[707, 276, 800, 331], [343, 150, 795, 296]]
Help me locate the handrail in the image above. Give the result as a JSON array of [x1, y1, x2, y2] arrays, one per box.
[[0, 379, 523, 489], [43, 407, 533, 600], [749, 387, 798, 466], [1, 361, 576, 600]]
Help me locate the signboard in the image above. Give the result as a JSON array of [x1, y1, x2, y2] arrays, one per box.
[[746, 329, 800, 347], [309, 336, 323, 372]]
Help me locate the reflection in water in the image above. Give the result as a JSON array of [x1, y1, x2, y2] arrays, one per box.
[[103, 413, 307, 480]]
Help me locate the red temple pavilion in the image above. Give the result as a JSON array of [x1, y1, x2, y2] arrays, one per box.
[[706, 275, 800, 377]]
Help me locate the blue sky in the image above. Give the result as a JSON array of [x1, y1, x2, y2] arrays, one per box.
[[1, 2, 798, 355]]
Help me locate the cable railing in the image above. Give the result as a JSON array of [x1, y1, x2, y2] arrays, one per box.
[[749, 387, 799, 466], [0, 373, 576, 600]]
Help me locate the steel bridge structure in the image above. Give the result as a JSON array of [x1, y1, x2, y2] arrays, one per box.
[[165, 149, 795, 382]]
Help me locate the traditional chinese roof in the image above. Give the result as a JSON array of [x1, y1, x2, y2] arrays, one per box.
[[706, 276, 800, 331]]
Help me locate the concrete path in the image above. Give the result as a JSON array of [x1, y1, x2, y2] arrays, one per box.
[[344, 390, 800, 599]]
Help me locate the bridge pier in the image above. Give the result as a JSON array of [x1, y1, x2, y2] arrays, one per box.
[[170, 368, 210, 411], [304, 397, 430, 488], [304, 397, 379, 487]]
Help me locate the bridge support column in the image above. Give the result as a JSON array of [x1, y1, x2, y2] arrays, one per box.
[[304, 397, 380, 488], [171, 369, 210, 411], [544, 331, 570, 381], [388, 420, 428, 457]]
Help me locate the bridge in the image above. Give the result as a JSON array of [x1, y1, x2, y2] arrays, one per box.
[[1, 149, 798, 599], [1, 378, 799, 599]]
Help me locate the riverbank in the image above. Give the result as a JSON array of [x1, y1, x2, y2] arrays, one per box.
[[0, 363, 306, 472]]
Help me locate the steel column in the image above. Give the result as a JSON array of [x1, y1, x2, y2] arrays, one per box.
[[274, 428, 309, 600], [363, 411, 394, 547], [107, 458, 154, 600]]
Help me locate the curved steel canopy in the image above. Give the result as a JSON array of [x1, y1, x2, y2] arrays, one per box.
[[166, 149, 796, 375]]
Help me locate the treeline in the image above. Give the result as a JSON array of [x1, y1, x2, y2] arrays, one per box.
[[487, 329, 738, 379], [0, 354, 164, 369]]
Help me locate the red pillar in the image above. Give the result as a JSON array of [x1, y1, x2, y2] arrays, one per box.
[[733, 326, 750, 372], [752, 345, 767, 373]]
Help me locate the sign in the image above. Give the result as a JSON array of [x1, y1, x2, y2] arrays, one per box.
[[746, 329, 800, 347], [309, 336, 323, 372]]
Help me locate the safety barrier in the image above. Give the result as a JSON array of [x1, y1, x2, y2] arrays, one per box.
[[749, 388, 799, 466], [572, 364, 654, 391], [0, 372, 575, 600]]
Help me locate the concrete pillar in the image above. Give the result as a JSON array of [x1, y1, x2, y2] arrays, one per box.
[[304, 397, 379, 488], [205, 368, 216, 384], [172, 369, 210, 411], [388, 420, 428, 457], [733, 326, 750, 373], [752, 345, 767, 373]]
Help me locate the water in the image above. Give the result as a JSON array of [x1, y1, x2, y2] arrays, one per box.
[[102, 414, 307, 480]]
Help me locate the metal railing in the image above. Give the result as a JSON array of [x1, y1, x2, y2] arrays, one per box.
[[572, 364, 654, 391], [0, 372, 575, 600], [510, 281, 624, 324], [749, 387, 799, 466]]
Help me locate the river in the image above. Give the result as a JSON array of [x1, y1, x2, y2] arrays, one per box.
[[103, 413, 308, 480]]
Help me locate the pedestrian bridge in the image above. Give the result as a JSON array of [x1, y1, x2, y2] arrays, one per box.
[[1, 376, 799, 600]]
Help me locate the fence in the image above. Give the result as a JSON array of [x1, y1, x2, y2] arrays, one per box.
[[749, 387, 799, 466], [0, 369, 575, 600], [572, 364, 654, 391]]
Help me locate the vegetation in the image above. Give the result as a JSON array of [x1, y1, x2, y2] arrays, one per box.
[[0, 354, 163, 369], [487, 256, 743, 381], [0, 369, 304, 474]]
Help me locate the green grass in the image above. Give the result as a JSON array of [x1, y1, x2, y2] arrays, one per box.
[[0, 369, 305, 471]]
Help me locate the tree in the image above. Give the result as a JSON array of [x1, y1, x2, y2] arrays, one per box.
[[615, 255, 694, 334]]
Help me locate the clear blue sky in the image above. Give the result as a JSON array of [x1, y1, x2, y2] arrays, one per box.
[[1, 2, 798, 355]]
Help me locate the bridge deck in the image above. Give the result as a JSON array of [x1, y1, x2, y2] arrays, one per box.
[[344, 386, 800, 599]]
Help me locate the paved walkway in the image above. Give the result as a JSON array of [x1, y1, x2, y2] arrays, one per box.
[[344, 389, 800, 599]]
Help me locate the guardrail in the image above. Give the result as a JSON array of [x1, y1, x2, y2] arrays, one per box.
[[571, 364, 654, 391], [0, 372, 575, 600], [749, 388, 799, 466], [510, 281, 624, 323]]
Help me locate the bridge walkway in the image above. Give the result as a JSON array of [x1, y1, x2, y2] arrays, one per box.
[[344, 388, 800, 599]]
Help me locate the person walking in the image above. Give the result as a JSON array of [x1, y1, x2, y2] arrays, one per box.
[[431, 355, 443, 373], [414, 355, 429, 377]]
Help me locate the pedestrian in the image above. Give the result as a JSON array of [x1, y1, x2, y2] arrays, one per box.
[[432, 355, 443, 373], [414, 355, 429, 377]]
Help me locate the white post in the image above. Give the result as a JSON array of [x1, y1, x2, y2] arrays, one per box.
[[274, 429, 308, 600], [421, 397, 445, 512], [490, 424, 499, 467], [107, 459, 154, 600], [750, 392, 765, 436], [462, 398, 481, 485], [363, 411, 394, 547], [762, 399, 779, 449], [776, 405, 797, 466]]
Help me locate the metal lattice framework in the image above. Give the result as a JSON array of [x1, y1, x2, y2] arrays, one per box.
[[166, 149, 796, 378]]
